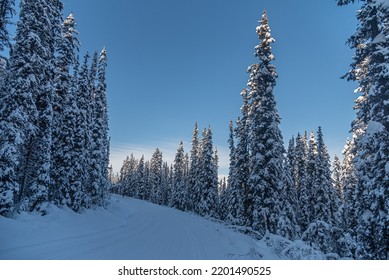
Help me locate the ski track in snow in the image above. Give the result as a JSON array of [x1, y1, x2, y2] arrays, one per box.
[[0, 195, 261, 260]]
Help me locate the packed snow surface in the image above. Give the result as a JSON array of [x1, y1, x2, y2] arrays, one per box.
[[0, 196, 259, 259], [0, 195, 324, 260]]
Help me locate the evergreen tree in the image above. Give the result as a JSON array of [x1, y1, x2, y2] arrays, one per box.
[[76, 52, 93, 206], [294, 132, 309, 230], [119, 154, 138, 197], [246, 11, 296, 238], [313, 127, 340, 226], [341, 138, 358, 233], [89, 48, 109, 206], [188, 122, 201, 212], [287, 136, 297, 188], [51, 13, 80, 204], [197, 127, 218, 217], [224, 120, 244, 225], [337, 0, 389, 259], [97, 48, 110, 205], [2, 0, 63, 213], [332, 154, 343, 199], [171, 141, 186, 210], [149, 148, 163, 205], [136, 155, 146, 199], [235, 90, 250, 225], [59, 56, 88, 211], [161, 162, 171, 206]]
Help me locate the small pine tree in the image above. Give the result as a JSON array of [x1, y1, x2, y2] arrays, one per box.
[[170, 141, 186, 210]]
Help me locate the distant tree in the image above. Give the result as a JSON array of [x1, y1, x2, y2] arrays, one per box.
[[235, 90, 250, 225], [332, 154, 342, 199], [188, 122, 201, 212], [197, 128, 218, 217], [161, 162, 171, 206], [313, 127, 340, 226], [287, 136, 296, 187], [136, 155, 146, 199], [170, 141, 186, 210], [224, 120, 244, 225], [294, 132, 309, 231], [149, 148, 163, 205], [340, 138, 358, 232]]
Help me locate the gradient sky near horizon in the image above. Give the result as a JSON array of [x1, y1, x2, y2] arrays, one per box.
[[56, 0, 360, 176]]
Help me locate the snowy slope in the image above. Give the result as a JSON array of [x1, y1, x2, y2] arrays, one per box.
[[0, 195, 324, 260]]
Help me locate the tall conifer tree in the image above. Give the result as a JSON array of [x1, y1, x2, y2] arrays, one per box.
[[337, 0, 389, 259], [246, 11, 296, 237]]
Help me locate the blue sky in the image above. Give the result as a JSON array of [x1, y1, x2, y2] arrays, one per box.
[[59, 0, 360, 176]]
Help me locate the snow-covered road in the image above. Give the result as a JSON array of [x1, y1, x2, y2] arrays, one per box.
[[0, 195, 263, 259]]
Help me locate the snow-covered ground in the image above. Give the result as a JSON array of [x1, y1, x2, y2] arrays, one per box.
[[0, 195, 324, 260]]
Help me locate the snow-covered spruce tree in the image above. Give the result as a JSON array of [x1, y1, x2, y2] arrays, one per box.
[[245, 11, 297, 238], [119, 154, 138, 197], [313, 127, 340, 226], [188, 122, 201, 212], [3, 0, 63, 213], [149, 148, 163, 205], [161, 162, 171, 206], [197, 127, 218, 217], [170, 141, 187, 210], [293, 132, 309, 231], [98, 48, 110, 204], [0, 0, 19, 215], [88, 48, 110, 206], [287, 136, 296, 188], [235, 90, 251, 225], [50, 13, 80, 204], [305, 131, 318, 222], [0, 0, 15, 53], [341, 138, 358, 233], [75, 52, 93, 207], [302, 128, 352, 257], [337, 0, 389, 259], [59, 56, 88, 211], [136, 155, 146, 200], [224, 120, 244, 225], [332, 154, 343, 199], [118, 156, 130, 196]]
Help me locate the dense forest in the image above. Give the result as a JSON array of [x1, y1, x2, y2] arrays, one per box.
[[0, 0, 110, 214]]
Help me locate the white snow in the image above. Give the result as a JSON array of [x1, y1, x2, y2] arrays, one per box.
[[376, 0, 389, 8], [0, 195, 325, 260], [371, 33, 386, 44], [365, 121, 385, 137]]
